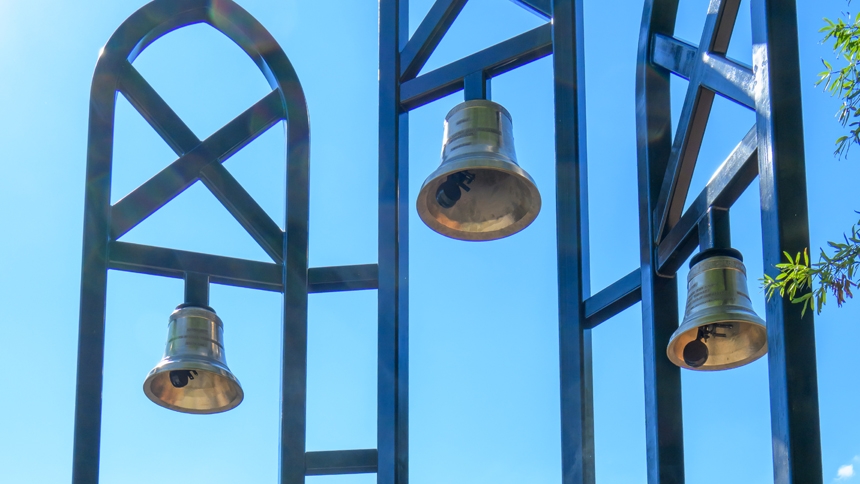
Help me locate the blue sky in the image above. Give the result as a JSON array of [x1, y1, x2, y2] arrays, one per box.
[[0, 0, 858, 483]]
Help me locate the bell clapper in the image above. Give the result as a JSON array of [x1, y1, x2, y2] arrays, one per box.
[[436, 170, 475, 209], [169, 369, 198, 388], [667, 248, 768, 370], [700, 322, 733, 340], [682, 323, 734, 368]]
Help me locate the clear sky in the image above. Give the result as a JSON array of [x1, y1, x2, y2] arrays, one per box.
[[0, 0, 858, 483]]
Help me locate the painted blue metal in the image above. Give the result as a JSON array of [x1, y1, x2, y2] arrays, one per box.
[[636, 0, 822, 481], [378, 1, 410, 483], [399, 23, 552, 110], [551, 0, 595, 481], [751, 0, 822, 481], [652, 0, 746, 242], [72, 1, 314, 483], [71, 0, 821, 483], [400, 0, 468, 81], [636, 0, 686, 480], [305, 449, 379, 475]]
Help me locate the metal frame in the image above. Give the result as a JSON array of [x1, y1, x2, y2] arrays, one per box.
[[71, 0, 821, 483], [636, 0, 822, 482], [383, 0, 821, 483], [72, 1, 380, 483]]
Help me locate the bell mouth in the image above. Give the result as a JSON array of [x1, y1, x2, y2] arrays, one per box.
[[666, 309, 768, 371], [416, 157, 541, 241], [143, 358, 243, 414]]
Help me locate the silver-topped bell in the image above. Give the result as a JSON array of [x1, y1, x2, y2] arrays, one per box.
[[416, 100, 541, 241], [143, 305, 243, 413], [667, 248, 768, 371]]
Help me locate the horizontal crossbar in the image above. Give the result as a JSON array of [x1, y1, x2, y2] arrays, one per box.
[[305, 449, 378, 475], [656, 127, 758, 274], [400, 23, 552, 110], [309, 264, 379, 293], [651, 33, 755, 109], [584, 269, 642, 328], [107, 241, 378, 293]]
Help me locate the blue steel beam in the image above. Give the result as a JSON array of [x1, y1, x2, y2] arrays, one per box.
[[400, 0, 467, 81], [110, 90, 284, 242], [509, 0, 552, 19], [107, 241, 378, 294], [400, 23, 552, 110], [635, 0, 685, 481], [552, 0, 594, 482], [584, 269, 642, 329], [652, 0, 743, 242], [651, 34, 755, 109], [656, 126, 758, 274], [378, 1, 409, 483], [751, 0, 823, 481], [305, 449, 379, 476]]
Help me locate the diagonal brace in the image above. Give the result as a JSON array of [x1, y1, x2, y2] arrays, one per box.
[[400, 0, 468, 81], [111, 86, 285, 262], [651, 0, 743, 242]]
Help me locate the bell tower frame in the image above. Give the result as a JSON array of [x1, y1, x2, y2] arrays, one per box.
[[72, 0, 821, 483], [382, 0, 821, 483], [73, 1, 381, 483]]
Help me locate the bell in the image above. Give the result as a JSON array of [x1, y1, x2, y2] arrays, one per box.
[[416, 100, 541, 241], [666, 248, 768, 371], [143, 305, 243, 413]]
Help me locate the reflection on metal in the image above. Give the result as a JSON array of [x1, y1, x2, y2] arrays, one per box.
[[667, 249, 767, 371], [144, 305, 243, 414], [417, 100, 541, 241], [72, 1, 318, 482], [637, 0, 822, 479], [63, 0, 822, 481]]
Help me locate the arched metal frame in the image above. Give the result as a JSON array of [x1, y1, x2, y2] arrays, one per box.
[[72, 0, 821, 483], [74, 1, 380, 483]]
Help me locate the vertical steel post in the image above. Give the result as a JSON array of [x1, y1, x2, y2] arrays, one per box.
[[279, 72, 312, 484], [378, 1, 409, 483], [751, 0, 822, 482], [551, 0, 594, 482], [71, 57, 118, 484], [636, 0, 685, 482]]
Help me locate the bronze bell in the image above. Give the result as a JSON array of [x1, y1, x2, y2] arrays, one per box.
[[667, 248, 768, 371], [416, 100, 541, 241], [143, 305, 243, 413]]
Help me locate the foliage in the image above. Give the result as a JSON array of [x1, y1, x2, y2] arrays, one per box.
[[818, 10, 860, 158], [762, 220, 860, 315], [762, 6, 860, 313]]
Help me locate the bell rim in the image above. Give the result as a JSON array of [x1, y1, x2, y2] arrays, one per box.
[[666, 314, 768, 371], [416, 156, 541, 241], [143, 358, 244, 414], [445, 99, 512, 122]]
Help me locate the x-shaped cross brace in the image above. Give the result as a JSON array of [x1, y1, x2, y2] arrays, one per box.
[[109, 60, 286, 263]]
